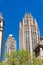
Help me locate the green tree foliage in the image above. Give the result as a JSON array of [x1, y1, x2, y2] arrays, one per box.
[[5, 50, 43, 65], [5, 51, 19, 65], [0, 62, 6, 65], [17, 50, 31, 65], [33, 58, 42, 65], [5, 50, 30, 65]]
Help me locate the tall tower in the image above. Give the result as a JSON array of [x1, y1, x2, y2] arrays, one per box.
[[19, 13, 40, 59], [5, 34, 16, 61], [5, 34, 16, 55], [0, 13, 4, 61]]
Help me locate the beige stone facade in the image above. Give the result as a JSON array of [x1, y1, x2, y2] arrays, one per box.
[[5, 34, 16, 55], [19, 13, 40, 58]]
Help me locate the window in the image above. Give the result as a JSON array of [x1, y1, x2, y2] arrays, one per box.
[[0, 21, 1, 23], [26, 19, 28, 24], [0, 21, 1, 26]]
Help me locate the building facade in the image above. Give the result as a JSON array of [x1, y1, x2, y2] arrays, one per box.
[[19, 13, 40, 58], [0, 14, 4, 61], [34, 37, 43, 59], [5, 34, 16, 55]]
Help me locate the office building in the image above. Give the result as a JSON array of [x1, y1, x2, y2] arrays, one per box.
[[5, 34, 16, 55], [19, 13, 40, 58]]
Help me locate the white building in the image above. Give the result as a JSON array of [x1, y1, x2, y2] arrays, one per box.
[[19, 13, 40, 59], [0, 13, 4, 61]]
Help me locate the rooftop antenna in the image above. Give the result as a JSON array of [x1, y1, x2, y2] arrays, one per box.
[[25, 7, 27, 13], [24, 8, 29, 15]]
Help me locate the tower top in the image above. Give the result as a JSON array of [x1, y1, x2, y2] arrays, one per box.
[[24, 12, 33, 19], [9, 34, 13, 37], [0, 13, 3, 20]]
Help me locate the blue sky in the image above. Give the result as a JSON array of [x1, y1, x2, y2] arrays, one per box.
[[0, 0, 43, 60]]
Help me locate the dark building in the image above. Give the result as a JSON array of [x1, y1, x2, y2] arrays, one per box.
[[34, 37, 43, 59]]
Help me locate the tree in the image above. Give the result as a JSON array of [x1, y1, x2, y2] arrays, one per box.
[[0, 62, 6, 65], [16, 50, 31, 65], [33, 58, 42, 65], [5, 51, 19, 65], [5, 50, 31, 65], [5, 50, 43, 65]]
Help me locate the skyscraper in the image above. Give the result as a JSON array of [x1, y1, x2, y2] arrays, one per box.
[[5, 34, 16, 55], [19, 13, 40, 58], [0, 13, 4, 61]]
